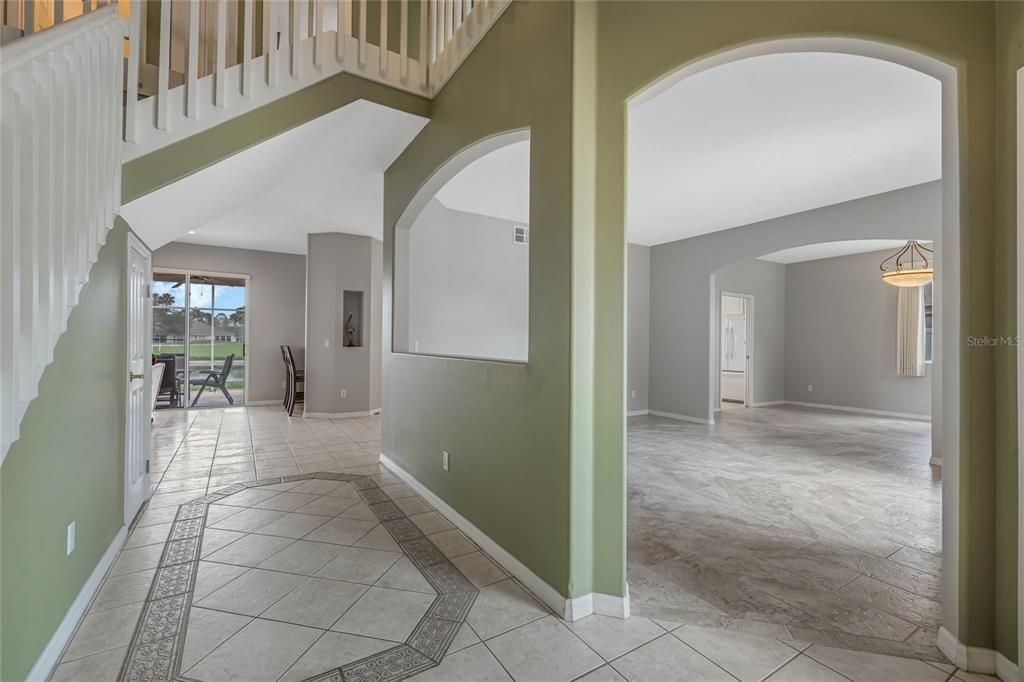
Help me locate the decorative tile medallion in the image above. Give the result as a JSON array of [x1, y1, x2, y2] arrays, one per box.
[[117, 472, 483, 682]]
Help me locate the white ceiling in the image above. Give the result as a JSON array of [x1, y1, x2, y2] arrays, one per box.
[[627, 52, 942, 246], [757, 239, 909, 264], [122, 100, 428, 254], [434, 140, 530, 224]]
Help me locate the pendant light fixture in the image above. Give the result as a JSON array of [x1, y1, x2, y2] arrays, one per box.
[[880, 240, 934, 287]]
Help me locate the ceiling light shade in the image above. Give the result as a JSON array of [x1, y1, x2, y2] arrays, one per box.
[[880, 240, 934, 287]]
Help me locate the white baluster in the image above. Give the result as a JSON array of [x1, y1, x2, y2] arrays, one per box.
[[290, 0, 300, 76], [156, 0, 170, 130], [264, 0, 276, 87], [125, 0, 141, 142], [358, 0, 366, 66], [186, 0, 199, 118], [313, 0, 323, 69], [418, 0, 427, 89], [379, 0, 387, 75], [399, 0, 407, 82], [0, 79, 18, 455], [242, 0, 252, 96], [337, 0, 349, 61], [23, 0, 34, 33]]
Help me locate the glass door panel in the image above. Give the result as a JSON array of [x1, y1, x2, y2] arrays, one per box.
[[152, 273, 187, 408]]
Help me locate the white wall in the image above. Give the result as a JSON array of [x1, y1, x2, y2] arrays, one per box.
[[627, 244, 650, 413], [648, 181, 940, 421], [396, 199, 529, 362], [152, 242, 306, 404], [713, 259, 787, 406], [784, 249, 931, 416]]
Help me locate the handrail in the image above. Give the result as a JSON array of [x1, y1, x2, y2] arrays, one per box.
[[0, 4, 121, 73]]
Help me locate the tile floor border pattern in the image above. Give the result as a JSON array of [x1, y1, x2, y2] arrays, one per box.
[[116, 472, 479, 682]]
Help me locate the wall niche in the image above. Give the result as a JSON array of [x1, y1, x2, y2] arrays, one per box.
[[343, 290, 364, 347]]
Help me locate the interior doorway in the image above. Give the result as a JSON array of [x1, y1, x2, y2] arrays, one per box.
[[125, 233, 153, 524], [152, 269, 249, 408], [719, 292, 751, 408]]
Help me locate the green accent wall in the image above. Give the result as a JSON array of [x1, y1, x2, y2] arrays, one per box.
[[121, 72, 429, 204], [382, 1, 579, 597], [995, 1, 1024, 662], [0, 219, 129, 681]]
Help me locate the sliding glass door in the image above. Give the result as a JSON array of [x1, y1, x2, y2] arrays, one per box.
[[152, 270, 247, 408]]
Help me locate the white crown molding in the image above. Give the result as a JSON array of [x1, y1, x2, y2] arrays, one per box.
[[379, 453, 629, 622]]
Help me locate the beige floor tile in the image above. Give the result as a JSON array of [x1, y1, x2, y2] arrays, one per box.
[[196, 568, 306, 616], [51, 645, 128, 681], [765, 654, 849, 681], [428, 529, 477, 558], [254, 491, 321, 512], [353, 524, 401, 551], [255, 512, 332, 538], [324, 483, 362, 500], [204, 504, 243, 527], [566, 615, 664, 662], [331, 586, 434, 642], [278, 632, 395, 682], [451, 552, 506, 588], [805, 645, 948, 682], [375, 556, 436, 594], [203, 533, 295, 567], [124, 522, 173, 549], [409, 511, 454, 535], [394, 496, 433, 516], [576, 665, 628, 681], [136, 505, 180, 527], [109, 544, 164, 576], [193, 561, 250, 601], [611, 634, 734, 682], [218, 487, 282, 508], [148, 490, 204, 509], [448, 623, 481, 653], [199, 528, 247, 557], [486, 615, 603, 681], [262, 577, 367, 628], [288, 479, 345, 495], [294, 495, 360, 517], [337, 501, 380, 521], [673, 625, 800, 682], [379, 483, 416, 500], [954, 671, 1000, 681], [410, 643, 512, 681], [62, 602, 145, 662], [305, 517, 379, 545], [180, 608, 252, 670], [316, 546, 402, 584], [184, 618, 321, 682], [466, 579, 549, 640], [209, 507, 287, 533], [90, 569, 156, 613], [258, 540, 346, 575], [155, 476, 211, 493]]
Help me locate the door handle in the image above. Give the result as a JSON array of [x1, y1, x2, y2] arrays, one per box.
[[130, 372, 145, 380]]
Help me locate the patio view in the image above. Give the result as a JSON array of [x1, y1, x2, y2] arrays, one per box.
[[152, 271, 247, 407]]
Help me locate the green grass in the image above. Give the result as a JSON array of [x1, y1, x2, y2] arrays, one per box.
[[153, 342, 244, 361]]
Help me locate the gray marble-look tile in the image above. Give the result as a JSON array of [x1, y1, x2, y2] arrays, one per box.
[[184, 618, 321, 682], [610, 633, 734, 682], [408, 642, 512, 681], [62, 602, 145, 662]]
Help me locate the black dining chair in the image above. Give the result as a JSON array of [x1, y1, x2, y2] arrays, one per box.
[[281, 345, 304, 416], [190, 354, 235, 406], [155, 356, 179, 407]]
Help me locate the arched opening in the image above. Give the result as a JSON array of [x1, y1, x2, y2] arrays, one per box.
[[624, 39, 960, 662], [392, 129, 531, 363]]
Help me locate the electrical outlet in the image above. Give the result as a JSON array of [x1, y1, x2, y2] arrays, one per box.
[[66, 521, 76, 556], [807, 385, 814, 393], [631, 390, 637, 399], [339, 389, 347, 398], [324, 338, 330, 348], [442, 450, 449, 472]]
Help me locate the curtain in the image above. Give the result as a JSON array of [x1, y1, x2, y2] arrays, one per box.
[[896, 286, 926, 377]]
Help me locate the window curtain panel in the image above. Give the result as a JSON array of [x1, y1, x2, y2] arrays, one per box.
[[896, 286, 926, 377]]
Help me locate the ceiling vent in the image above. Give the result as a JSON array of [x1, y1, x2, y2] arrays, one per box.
[[513, 225, 529, 245]]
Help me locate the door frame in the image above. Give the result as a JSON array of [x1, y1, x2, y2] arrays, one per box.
[[719, 291, 754, 409], [124, 232, 153, 525], [1016, 64, 1023, 682], [153, 266, 251, 407]]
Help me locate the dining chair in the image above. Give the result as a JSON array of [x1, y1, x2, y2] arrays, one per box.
[[189, 354, 235, 406]]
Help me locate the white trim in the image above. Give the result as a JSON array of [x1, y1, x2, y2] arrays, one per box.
[[937, 626, 1020, 680], [648, 410, 714, 425], [782, 401, 931, 422], [304, 410, 375, 420], [719, 290, 754, 408], [1016, 64, 1024, 682], [626, 409, 649, 417], [27, 524, 128, 682], [379, 452, 630, 621], [749, 400, 785, 408], [245, 399, 283, 406], [124, 232, 153, 525]]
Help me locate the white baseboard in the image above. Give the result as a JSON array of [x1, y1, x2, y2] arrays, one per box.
[[749, 400, 786, 407], [649, 410, 715, 425], [936, 626, 1018, 680], [28, 524, 129, 682], [378, 453, 629, 622], [246, 399, 283, 406], [304, 410, 375, 420], [626, 410, 649, 417], [783, 401, 931, 422]]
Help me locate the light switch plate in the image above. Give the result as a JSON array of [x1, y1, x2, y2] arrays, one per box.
[[442, 451, 449, 472], [66, 521, 76, 556]]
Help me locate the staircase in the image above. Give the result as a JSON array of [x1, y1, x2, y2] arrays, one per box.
[[1, 6, 124, 461], [0, 0, 508, 461]]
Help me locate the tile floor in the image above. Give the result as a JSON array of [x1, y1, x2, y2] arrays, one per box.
[[50, 405, 994, 681], [628, 405, 945, 662]]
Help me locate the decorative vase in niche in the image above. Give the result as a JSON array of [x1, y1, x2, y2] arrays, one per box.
[[344, 313, 358, 347]]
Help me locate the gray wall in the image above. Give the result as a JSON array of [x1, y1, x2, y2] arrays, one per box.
[[396, 199, 529, 362], [305, 233, 381, 415], [627, 244, 650, 413], [152, 241, 306, 403], [784, 249, 931, 416], [648, 181, 940, 421], [713, 259, 787, 406]]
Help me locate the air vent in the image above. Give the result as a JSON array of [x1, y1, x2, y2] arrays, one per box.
[[513, 225, 529, 245]]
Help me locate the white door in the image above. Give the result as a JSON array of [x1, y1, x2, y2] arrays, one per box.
[[125, 233, 153, 524]]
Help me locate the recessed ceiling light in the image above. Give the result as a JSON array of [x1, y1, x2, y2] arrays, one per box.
[[187, 230, 196, 234]]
